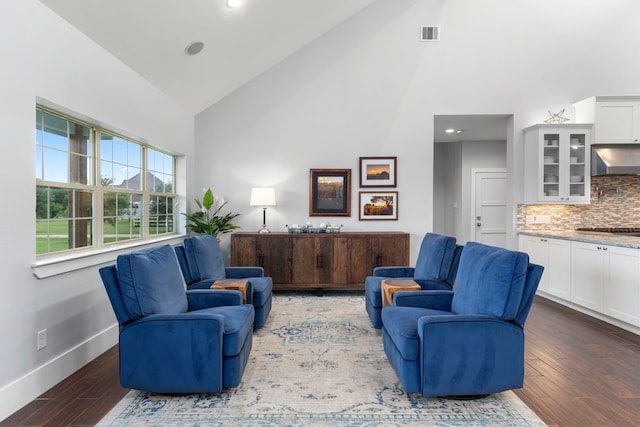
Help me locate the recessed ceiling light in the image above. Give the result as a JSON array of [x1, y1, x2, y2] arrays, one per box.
[[185, 41, 204, 55], [445, 128, 455, 133], [226, 0, 242, 7]]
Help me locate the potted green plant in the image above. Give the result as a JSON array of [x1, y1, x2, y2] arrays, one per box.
[[182, 188, 240, 238]]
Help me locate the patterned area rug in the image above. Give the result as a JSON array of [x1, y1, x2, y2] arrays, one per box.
[[98, 293, 546, 426]]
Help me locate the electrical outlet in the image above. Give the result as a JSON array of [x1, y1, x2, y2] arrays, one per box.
[[37, 329, 47, 350]]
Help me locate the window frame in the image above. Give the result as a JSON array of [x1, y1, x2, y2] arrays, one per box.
[[34, 105, 183, 276]]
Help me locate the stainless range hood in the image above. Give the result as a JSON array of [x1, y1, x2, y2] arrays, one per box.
[[591, 144, 640, 175]]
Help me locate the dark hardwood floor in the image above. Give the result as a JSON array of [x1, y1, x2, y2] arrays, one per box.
[[514, 297, 640, 427], [2, 295, 639, 426]]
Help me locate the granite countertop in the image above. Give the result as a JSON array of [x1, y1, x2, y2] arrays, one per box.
[[518, 230, 640, 249]]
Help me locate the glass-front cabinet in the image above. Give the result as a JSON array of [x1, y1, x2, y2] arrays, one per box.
[[524, 124, 592, 204]]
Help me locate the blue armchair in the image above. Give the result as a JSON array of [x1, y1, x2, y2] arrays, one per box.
[[365, 233, 460, 329], [99, 244, 255, 394], [381, 242, 543, 398], [175, 235, 273, 329]]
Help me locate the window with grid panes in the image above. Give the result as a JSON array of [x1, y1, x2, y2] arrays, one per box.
[[36, 106, 177, 255]]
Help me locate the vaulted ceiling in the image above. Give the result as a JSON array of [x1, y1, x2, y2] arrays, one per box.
[[39, 0, 509, 141], [40, 0, 376, 114]]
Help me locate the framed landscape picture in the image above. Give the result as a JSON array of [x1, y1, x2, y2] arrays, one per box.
[[359, 191, 398, 220], [309, 169, 351, 216], [359, 156, 397, 187]]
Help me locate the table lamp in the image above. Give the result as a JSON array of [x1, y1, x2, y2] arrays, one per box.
[[250, 187, 276, 233]]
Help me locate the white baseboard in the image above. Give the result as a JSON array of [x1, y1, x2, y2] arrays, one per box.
[[0, 323, 119, 422]]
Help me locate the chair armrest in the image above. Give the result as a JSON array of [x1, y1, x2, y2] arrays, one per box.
[[414, 278, 453, 290], [225, 266, 265, 278], [372, 266, 415, 277], [121, 312, 226, 344], [393, 290, 454, 311], [186, 289, 242, 310], [418, 315, 524, 345]]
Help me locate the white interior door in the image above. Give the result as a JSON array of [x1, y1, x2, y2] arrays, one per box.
[[473, 169, 507, 247]]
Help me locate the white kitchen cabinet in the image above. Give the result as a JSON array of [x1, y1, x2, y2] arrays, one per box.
[[523, 124, 591, 204], [574, 96, 640, 144], [571, 241, 604, 311], [571, 241, 640, 326], [603, 245, 640, 326], [519, 235, 571, 300]]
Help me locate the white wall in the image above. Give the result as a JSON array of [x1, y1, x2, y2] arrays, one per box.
[[195, 0, 640, 262], [0, 0, 194, 419], [433, 142, 462, 238]]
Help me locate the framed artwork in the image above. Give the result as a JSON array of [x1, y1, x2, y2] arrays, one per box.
[[309, 169, 351, 216], [359, 156, 397, 187], [359, 191, 398, 220]]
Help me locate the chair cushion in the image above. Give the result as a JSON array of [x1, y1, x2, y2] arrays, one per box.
[[451, 242, 529, 320], [196, 304, 254, 356], [116, 245, 188, 320], [381, 306, 453, 361], [414, 233, 456, 280], [249, 277, 273, 307], [184, 235, 226, 281]]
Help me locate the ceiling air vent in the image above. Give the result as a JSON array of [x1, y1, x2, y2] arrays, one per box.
[[421, 26, 440, 41]]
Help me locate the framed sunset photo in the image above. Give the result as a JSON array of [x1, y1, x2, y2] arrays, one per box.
[[359, 191, 398, 220], [359, 156, 397, 187]]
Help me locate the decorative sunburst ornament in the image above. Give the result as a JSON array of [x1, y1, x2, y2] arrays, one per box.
[[544, 109, 570, 124]]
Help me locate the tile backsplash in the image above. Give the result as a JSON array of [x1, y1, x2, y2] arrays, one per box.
[[518, 175, 640, 231]]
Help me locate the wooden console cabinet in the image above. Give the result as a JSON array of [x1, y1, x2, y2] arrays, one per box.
[[230, 232, 410, 290]]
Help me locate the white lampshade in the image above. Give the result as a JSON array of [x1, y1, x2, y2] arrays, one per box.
[[250, 187, 276, 206]]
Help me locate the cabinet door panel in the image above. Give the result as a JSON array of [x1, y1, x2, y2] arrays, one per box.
[[603, 247, 640, 326], [545, 239, 571, 300], [519, 235, 549, 291], [347, 237, 370, 286], [231, 235, 258, 266], [256, 235, 292, 285], [331, 237, 350, 285], [596, 101, 640, 144], [571, 242, 603, 311], [316, 237, 333, 284], [291, 237, 333, 285], [350, 235, 410, 285], [291, 237, 318, 284]]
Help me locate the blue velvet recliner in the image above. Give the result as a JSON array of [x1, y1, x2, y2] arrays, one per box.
[[365, 233, 461, 329], [381, 242, 543, 398], [175, 235, 273, 329], [99, 244, 255, 393]]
